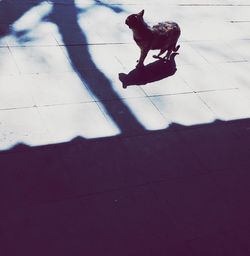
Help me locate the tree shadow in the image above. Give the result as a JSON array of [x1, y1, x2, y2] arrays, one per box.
[[1, 2, 250, 254], [93, 0, 124, 13], [0, 0, 42, 37], [0, 0, 145, 134], [50, 0, 146, 133], [1, 118, 250, 255], [118, 53, 178, 88]]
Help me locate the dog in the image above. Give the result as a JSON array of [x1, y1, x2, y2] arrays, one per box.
[[125, 10, 181, 68]]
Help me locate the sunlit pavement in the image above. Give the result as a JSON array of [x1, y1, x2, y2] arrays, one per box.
[[0, 0, 250, 255]]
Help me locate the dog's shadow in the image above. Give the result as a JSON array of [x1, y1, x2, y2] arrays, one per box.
[[119, 53, 178, 88]]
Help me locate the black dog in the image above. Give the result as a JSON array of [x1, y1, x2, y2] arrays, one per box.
[[126, 10, 181, 68]]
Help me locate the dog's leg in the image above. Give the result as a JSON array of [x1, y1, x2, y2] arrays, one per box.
[[164, 47, 174, 61], [136, 48, 149, 68], [153, 48, 167, 59]]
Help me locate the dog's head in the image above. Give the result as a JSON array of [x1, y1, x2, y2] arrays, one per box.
[[125, 10, 145, 29]]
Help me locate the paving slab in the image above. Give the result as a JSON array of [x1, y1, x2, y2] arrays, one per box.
[[0, 107, 50, 149], [27, 72, 95, 106], [178, 63, 239, 91], [10, 45, 73, 74], [1, 0, 250, 255], [0, 47, 20, 75], [150, 93, 216, 126], [198, 89, 250, 121]]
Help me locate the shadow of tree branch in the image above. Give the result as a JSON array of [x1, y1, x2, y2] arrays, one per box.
[[0, 0, 145, 134], [50, 0, 145, 133], [0, 0, 41, 37]]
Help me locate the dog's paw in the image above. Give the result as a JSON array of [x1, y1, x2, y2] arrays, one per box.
[[118, 73, 128, 89], [153, 55, 160, 59]]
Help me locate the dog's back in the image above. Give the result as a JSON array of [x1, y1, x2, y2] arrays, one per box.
[[126, 10, 181, 68], [151, 22, 181, 50]]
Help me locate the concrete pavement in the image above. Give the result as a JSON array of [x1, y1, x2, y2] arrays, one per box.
[[0, 0, 250, 255]]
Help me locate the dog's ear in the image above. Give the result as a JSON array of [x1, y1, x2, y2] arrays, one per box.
[[138, 10, 144, 17]]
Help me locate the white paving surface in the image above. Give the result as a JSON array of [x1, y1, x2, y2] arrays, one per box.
[[0, 0, 250, 150]]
